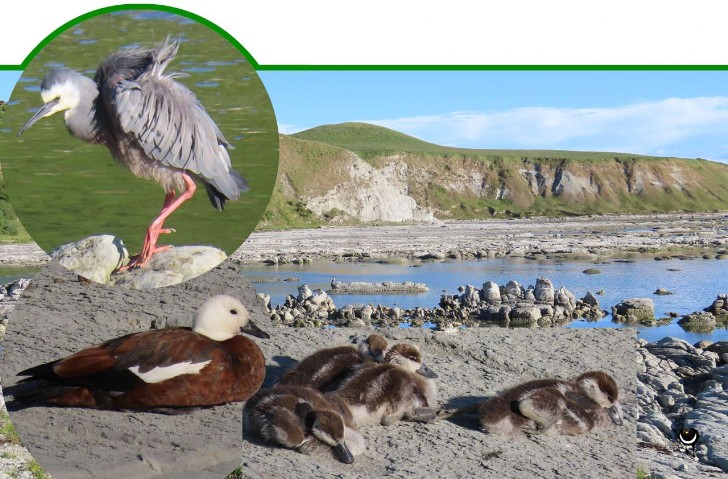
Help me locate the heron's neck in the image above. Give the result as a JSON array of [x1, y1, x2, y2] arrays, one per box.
[[64, 77, 102, 144]]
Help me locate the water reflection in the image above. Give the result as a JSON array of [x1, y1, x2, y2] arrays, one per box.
[[243, 256, 728, 342]]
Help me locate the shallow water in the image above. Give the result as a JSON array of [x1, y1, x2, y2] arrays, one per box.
[[242, 256, 728, 343]]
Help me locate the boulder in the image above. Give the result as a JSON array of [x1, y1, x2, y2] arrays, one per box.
[[481, 281, 501, 303], [51, 235, 128, 284], [678, 311, 717, 333], [534, 277, 555, 303], [110, 246, 226, 289], [612, 298, 654, 324]]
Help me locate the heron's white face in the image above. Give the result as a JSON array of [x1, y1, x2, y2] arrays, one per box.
[[41, 80, 81, 118]]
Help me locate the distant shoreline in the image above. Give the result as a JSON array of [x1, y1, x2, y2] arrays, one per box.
[[0, 212, 726, 268], [232, 212, 728, 265]]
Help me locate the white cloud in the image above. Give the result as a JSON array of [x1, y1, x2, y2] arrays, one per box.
[[276, 123, 299, 134], [360, 97, 728, 160]]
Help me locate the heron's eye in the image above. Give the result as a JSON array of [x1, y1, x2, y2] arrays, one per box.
[[230, 309, 238, 315]]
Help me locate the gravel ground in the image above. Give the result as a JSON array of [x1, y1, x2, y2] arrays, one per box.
[[0, 261, 270, 479], [0, 259, 638, 479], [242, 327, 637, 479]]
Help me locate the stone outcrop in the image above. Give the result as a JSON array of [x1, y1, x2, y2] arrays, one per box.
[[268, 277, 603, 329], [637, 337, 728, 476], [329, 279, 428, 294], [612, 298, 655, 324], [677, 294, 728, 334]]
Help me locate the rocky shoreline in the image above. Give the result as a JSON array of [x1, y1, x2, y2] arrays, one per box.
[[637, 337, 728, 477], [233, 213, 728, 265], [0, 213, 725, 269]]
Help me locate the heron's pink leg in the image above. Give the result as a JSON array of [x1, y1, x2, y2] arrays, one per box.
[[118, 174, 197, 270]]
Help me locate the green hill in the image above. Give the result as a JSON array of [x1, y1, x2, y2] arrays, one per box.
[[259, 123, 728, 230]]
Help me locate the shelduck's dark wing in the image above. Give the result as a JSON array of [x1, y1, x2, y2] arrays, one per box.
[[16, 328, 220, 391], [97, 36, 248, 210]]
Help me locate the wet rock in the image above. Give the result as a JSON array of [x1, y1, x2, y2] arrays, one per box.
[[329, 279, 428, 294], [678, 311, 717, 333], [612, 298, 655, 324], [582, 268, 601, 274], [654, 288, 673, 295]]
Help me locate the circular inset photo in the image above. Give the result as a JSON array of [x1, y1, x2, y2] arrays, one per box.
[[0, 9, 279, 288]]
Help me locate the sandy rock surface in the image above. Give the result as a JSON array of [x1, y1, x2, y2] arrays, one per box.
[[0, 260, 271, 479], [241, 327, 637, 479]]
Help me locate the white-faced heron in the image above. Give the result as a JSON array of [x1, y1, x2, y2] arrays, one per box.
[[18, 37, 249, 269]]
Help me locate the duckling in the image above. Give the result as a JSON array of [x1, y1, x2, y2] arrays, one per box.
[[245, 385, 365, 464], [358, 333, 389, 362], [329, 343, 438, 427], [277, 333, 388, 391], [9, 295, 269, 412], [479, 371, 623, 438]]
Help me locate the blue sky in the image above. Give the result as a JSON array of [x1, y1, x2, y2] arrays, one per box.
[[6, 70, 728, 163]]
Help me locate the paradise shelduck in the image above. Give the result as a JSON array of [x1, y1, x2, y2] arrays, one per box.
[[9, 295, 269, 413], [329, 343, 438, 427], [276, 333, 389, 391], [245, 385, 365, 464]]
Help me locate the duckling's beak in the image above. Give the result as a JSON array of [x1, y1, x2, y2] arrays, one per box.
[[241, 319, 270, 339], [372, 349, 385, 362], [334, 442, 355, 464], [416, 363, 438, 379], [17, 98, 60, 137], [607, 403, 623, 426]]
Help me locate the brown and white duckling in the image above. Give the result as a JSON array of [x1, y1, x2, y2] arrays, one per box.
[[358, 333, 389, 362], [9, 295, 268, 413], [329, 343, 438, 427], [244, 385, 365, 464], [479, 371, 623, 438], [277, 333, 388, 391]]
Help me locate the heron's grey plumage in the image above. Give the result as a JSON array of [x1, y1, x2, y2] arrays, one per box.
[[27, 36, 248, 211]]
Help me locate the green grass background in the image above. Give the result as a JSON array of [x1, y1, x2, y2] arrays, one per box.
[[0, 11, 279, 254]]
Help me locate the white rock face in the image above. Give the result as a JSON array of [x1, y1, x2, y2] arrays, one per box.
[[51, 235, 128, 284], [306, 154, 435, 223]]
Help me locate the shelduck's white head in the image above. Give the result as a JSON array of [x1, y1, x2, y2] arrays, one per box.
[[384, 343, 438, 378], [193, 295, 269, 341], [574, 371, 623, 425]]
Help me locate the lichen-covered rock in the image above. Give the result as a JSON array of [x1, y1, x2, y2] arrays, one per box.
[[678, 311, 717, 333], [612, 298, 655, 324]]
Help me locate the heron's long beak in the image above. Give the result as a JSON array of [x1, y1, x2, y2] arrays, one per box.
[[416, 363, 438, 379], [240, 319, 270, 339], [17, 98, 60, 137], [608, 403, 623, 426]]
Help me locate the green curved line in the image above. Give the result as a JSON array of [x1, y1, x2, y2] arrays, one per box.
[[0, 3, 259, 70], [0, 4, 726, 71]]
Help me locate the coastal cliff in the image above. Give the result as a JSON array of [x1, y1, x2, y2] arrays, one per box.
[[259, 123, 728, 229]]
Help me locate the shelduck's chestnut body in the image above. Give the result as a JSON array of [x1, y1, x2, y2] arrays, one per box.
[[10, 295, 268, 412]]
